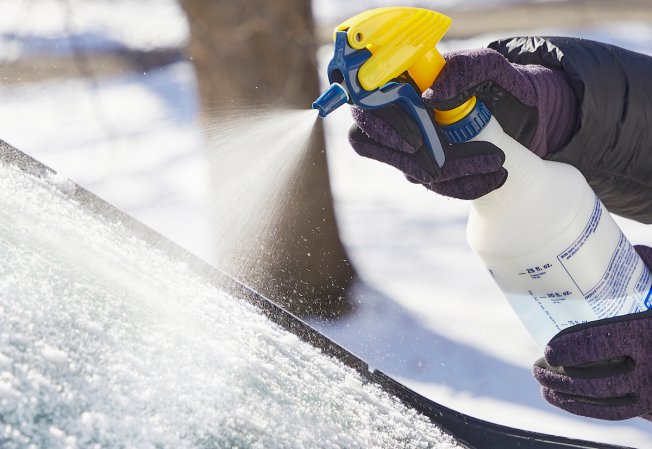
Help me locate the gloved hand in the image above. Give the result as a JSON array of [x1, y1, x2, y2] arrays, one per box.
[[349, 48, 578, 200], [533, 245, 652, 421]]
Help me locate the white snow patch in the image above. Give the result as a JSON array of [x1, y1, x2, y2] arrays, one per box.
[[0, 379, 17, 398], [41, 345, 69, 364], [0, 353, 11, 367]]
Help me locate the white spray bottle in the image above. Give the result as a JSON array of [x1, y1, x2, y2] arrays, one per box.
[[311, 6, 652, 347], [438, 99, 652, 347]]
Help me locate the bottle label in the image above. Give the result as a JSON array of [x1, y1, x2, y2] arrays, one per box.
[[556, 197, 646, 317], [489, 196, 652, 347]]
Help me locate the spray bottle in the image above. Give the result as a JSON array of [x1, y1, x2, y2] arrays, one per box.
[[313, 7, 652, 347]]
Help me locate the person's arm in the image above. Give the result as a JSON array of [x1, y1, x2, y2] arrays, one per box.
[[348, 37, 652, 422], [352, 37, 652, 222], [349, 45, 578, 200], [488, 37, 652, 223]]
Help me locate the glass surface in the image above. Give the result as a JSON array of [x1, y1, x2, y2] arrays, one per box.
[[0, 160, 462, 448]]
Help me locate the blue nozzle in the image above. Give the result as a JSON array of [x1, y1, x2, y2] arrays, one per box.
[[312, 83, 349, 117], [313, 31, 445, 178]]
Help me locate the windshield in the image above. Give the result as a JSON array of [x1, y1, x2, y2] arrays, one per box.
[[0, 157, 463, 448]]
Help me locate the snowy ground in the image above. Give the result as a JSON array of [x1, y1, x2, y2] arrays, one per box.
[[312, 0, 558, 26], [0, 0, 651, 447]]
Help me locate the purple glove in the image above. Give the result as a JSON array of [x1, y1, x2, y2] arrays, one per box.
[[349, 48, 578, 200], [533, 245, 652, 421]]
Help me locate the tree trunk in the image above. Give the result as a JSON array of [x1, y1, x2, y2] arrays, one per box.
[[180, 0, 355, 317]]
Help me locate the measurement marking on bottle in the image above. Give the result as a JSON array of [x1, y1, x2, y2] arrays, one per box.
[[519, 263, 553, 278]]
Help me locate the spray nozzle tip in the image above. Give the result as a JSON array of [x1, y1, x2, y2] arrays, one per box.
[[312, 83, 349, 118], [311, 102, 328, 118]]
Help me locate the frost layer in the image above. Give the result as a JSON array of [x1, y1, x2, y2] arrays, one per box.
[[0, 162, 461, 449]]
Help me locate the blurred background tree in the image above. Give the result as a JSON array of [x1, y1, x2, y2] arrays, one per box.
[[180, 0, 355, 318]]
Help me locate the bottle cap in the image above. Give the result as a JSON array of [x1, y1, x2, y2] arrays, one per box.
[[434, 96, 477, 125], [441, 100, 491, 144]]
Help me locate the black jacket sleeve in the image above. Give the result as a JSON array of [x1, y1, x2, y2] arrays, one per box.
[[488, 37, 652, 224]]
